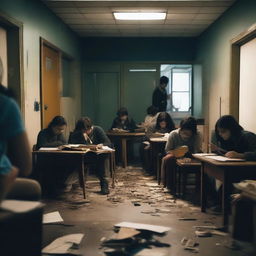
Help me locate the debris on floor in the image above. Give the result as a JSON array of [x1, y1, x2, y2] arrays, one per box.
[[101, 222, 171, 255], [42, 233, 84, 255]]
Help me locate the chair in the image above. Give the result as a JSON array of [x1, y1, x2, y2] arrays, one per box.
[[175, 159, 201, 197]]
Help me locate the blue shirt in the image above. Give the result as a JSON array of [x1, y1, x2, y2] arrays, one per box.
[[0, 94, 24, 174]]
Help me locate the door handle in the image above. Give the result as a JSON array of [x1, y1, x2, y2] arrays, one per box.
[[44, 104, 48, 110]]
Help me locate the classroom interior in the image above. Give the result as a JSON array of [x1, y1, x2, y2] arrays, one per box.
[[1, 0, 256, 255]]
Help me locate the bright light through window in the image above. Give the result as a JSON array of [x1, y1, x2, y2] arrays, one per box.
[[113, 12, 166, 20]]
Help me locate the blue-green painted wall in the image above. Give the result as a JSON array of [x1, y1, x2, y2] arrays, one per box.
[[82, 37, 197, 61], [196, 0, 256, 132], [0, 0, 83, 144]]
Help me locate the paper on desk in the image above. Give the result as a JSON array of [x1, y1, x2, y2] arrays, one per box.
[[42, 233, 84, 254], [39, 147, 59, 151], [43, 211, 64, 224], [205, 155, 245, 162], [193, 153, 217, 156], [1, 200, 42, 213], [115, 222, 171, 233], [102, 146, 115, 151]]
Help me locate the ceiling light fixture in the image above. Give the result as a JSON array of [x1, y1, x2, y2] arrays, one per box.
[[113, 12, 166, 20]]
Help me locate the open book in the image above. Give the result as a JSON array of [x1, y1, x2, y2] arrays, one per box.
[[61, 144, 114, 154], [40, 144, 114, 154]]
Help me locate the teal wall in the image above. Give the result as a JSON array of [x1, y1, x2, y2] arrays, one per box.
[[196, 0, 256, 131], [82, 37, 197, 61], [0, 0, 83, 144], [0, 0, 81, 58]]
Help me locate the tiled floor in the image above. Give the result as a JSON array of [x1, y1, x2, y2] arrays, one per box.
[[42, 166, 255, 256]]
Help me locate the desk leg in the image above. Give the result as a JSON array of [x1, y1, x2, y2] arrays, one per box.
[[78, 155, 86, 199], [201, 162, 206, 212], [222, 171, 229, 227], [121, 138, 127, 169]]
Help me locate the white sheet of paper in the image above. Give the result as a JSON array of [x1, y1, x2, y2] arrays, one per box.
[[39, 147, 59, 151], [136, 248, 168, 256], [193, 153, 217, 156], [43, 211, 64, 224], [101, 146, 115, 151], [205, 155, 245, 162], [1, 200, 42, 213], [115, 222, 171, 233], [42, 233, 84, 254]]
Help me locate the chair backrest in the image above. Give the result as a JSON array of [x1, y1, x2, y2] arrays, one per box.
[[197, 124, 209, 153]]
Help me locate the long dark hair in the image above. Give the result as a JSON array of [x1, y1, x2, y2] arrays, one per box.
[[180, 117, 197, 135], [156, 112, 175, 132], [74, 117, 92, 132], [48, 116, 67, 129], [215, 115, 243, 142]]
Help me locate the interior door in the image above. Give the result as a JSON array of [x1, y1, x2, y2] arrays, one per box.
[[123, 64, 159, 123], [41, 44, 60, 128], [84, 72, 119, 130]]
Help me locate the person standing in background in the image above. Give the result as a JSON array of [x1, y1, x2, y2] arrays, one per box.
[[152, 76, 170, 112]]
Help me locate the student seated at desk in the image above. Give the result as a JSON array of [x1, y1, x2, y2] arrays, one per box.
[[141, 112, 175, 172], [211, 115, 256, 160], [141, 105, 159, 132], [161, 117, 202, 188], [0, 58, 40, 202], [69, 117, 111, 195], [111, 107, 137, 131], [36, 116, 67, 150], [146, 112, 175, 138]]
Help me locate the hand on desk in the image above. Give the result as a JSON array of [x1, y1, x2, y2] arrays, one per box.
[[97, 144, 103, 149], [224, 151, 244, 159]]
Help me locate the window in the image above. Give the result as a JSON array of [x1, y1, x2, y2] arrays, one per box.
[[161, 64, 192, 113]]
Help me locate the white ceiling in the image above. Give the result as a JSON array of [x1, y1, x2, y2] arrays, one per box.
[[42, 0, 237, 37]]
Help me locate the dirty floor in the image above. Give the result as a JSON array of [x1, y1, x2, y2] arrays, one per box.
[[42, 166, 255, 256]]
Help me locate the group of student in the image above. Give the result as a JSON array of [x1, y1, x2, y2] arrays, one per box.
[[2, 67, 256, 203]]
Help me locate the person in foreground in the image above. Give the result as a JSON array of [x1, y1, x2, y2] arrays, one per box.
[[0, 57, 40, 202], [69, 117, 111, 194]]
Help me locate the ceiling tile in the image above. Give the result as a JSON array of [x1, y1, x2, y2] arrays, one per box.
[[83, 13, 114, 20], [167, 13, 196, 20], [42, 0, 236, 38]]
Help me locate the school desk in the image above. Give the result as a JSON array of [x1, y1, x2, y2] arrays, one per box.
[[149, 137, 167, 183], [33, 149, 115, 199], [106, 131, 145, 168], [193, 154, 256, 227]]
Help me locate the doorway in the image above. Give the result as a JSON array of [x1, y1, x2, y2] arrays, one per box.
[[40, 41, 61, 128]]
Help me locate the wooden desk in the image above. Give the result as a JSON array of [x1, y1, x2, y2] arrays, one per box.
[[33, 149, 115, 199], [107, 131, 145, 168], [149, 137, 167, 183], [193, 154, 256, 226]]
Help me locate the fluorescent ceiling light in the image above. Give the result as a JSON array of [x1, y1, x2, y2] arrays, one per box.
[[114, 12, 166, 20], [129, 69, 157, 72]]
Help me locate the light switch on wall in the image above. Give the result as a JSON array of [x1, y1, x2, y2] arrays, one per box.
[[34, 100, 40, 111]]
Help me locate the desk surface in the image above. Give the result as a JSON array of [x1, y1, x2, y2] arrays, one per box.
[[149, 137, 168, 143], [176, 158, 201, 166], [34, 149, 113, 155], [106, 131, 145, 137], [193, 154, 256, 167]]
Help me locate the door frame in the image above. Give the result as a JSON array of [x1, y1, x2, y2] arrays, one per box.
[[230, 24, 256, 119], [0, 11, 24, 116]]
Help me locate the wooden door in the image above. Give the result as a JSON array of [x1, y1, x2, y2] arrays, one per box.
[[41, 44, 60, 128]]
